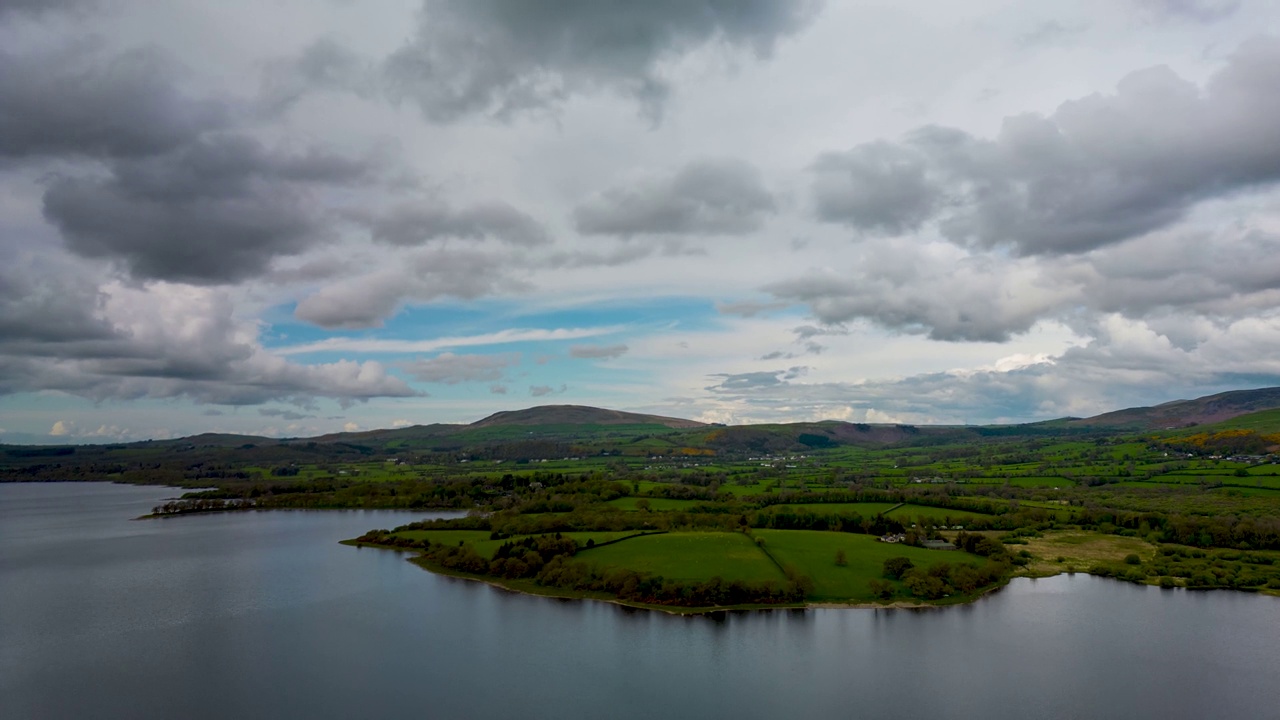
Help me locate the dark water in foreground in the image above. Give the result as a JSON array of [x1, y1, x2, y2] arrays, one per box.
[[2, 483, 1278, 720]]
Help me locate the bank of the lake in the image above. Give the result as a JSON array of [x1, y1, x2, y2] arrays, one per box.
[[5, 482, 1279, 720], [345, 538, 1012, 613]]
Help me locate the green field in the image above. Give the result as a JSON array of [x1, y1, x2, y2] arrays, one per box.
[[754, 530, 990, 601], [577, 532, 784, 582]]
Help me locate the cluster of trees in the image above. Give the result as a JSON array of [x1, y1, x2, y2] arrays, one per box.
[[752, 509, 907, 537], [350, 529, 433, 550], [1077, 508, 1280, 550], [486, 535, 579, 579], [151, 497, 256, 515], [1089, 545, 1280, 590], [870, 556, 1008, 600], [952, 531, 1013, 557]]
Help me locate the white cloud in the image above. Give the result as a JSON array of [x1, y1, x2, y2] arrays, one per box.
[[277, 326, 625, 355]]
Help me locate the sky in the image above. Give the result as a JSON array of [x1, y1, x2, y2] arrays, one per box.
[[4, 0, 1280, 444]]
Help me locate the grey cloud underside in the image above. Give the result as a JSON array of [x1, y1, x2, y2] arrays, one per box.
[[260, 38, 379, 113], [0, 0, 91, 15], [769, 225, 1280, 341], [0, 46, 225, 159], [362, 201, 547, 247], [1137, 0, 1241, 22], [716, 300, 789, 318], [813, 37, 1280, 256], [530, 384, 568, 397], [0, 260, 115, 345], [0, 260, 416, 405], [41, 135, 376, 284], [812, 142, 940, 235], [4, 42, 393, 285], [708, 366, 807, 392], [766, 239, 1071, 341], [0, 337, 417, 406], [569, 344, 629, 359], [401, 353, 520, 384], [705, 327, 1280, 424], [293, 249, 526, 329], [383, 0, 820, 121], [575, 159, 775, 237], [259, 408, 314, 420]]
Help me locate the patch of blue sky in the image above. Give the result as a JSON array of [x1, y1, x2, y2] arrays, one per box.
[[265, 296, 740, 359]]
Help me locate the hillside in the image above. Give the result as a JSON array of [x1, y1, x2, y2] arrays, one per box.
[[1072, 387, 1280, 430], [469, 405, 705, 430]]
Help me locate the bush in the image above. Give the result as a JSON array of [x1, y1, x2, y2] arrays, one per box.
[[1124, 553, 1141, 565], [883, 556, 915, 579]]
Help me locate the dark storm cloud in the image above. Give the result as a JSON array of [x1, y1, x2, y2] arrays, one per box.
[[813, 37, 1280, 256], [363, 201, 547, 247], [383, 0, 821, 122], [3, 41, 388, 285], [574, 159, 776, 237], [41, 134, 376, 284], [0, 45, 226, 160]]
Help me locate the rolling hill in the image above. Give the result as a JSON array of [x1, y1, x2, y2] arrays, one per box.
[[1071, 387, 1280, 430], [469, 405, 706, 429]]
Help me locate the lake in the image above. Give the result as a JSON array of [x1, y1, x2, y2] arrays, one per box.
[[2, 482, 1277, 720]]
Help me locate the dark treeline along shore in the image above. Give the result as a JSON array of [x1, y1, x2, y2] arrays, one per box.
[[5, 388, 1280, 610]]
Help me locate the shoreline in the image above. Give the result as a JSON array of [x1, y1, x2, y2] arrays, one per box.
[[341, 539, 1010, 614]]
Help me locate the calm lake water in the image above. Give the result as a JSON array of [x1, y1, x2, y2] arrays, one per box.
[[2, 482, 1278, 720]]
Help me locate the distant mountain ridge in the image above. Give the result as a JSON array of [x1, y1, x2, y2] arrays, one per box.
[[10, 389, 1280, 451], [469, 405, 705, 429], [1071, 387, 1280, 429]]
